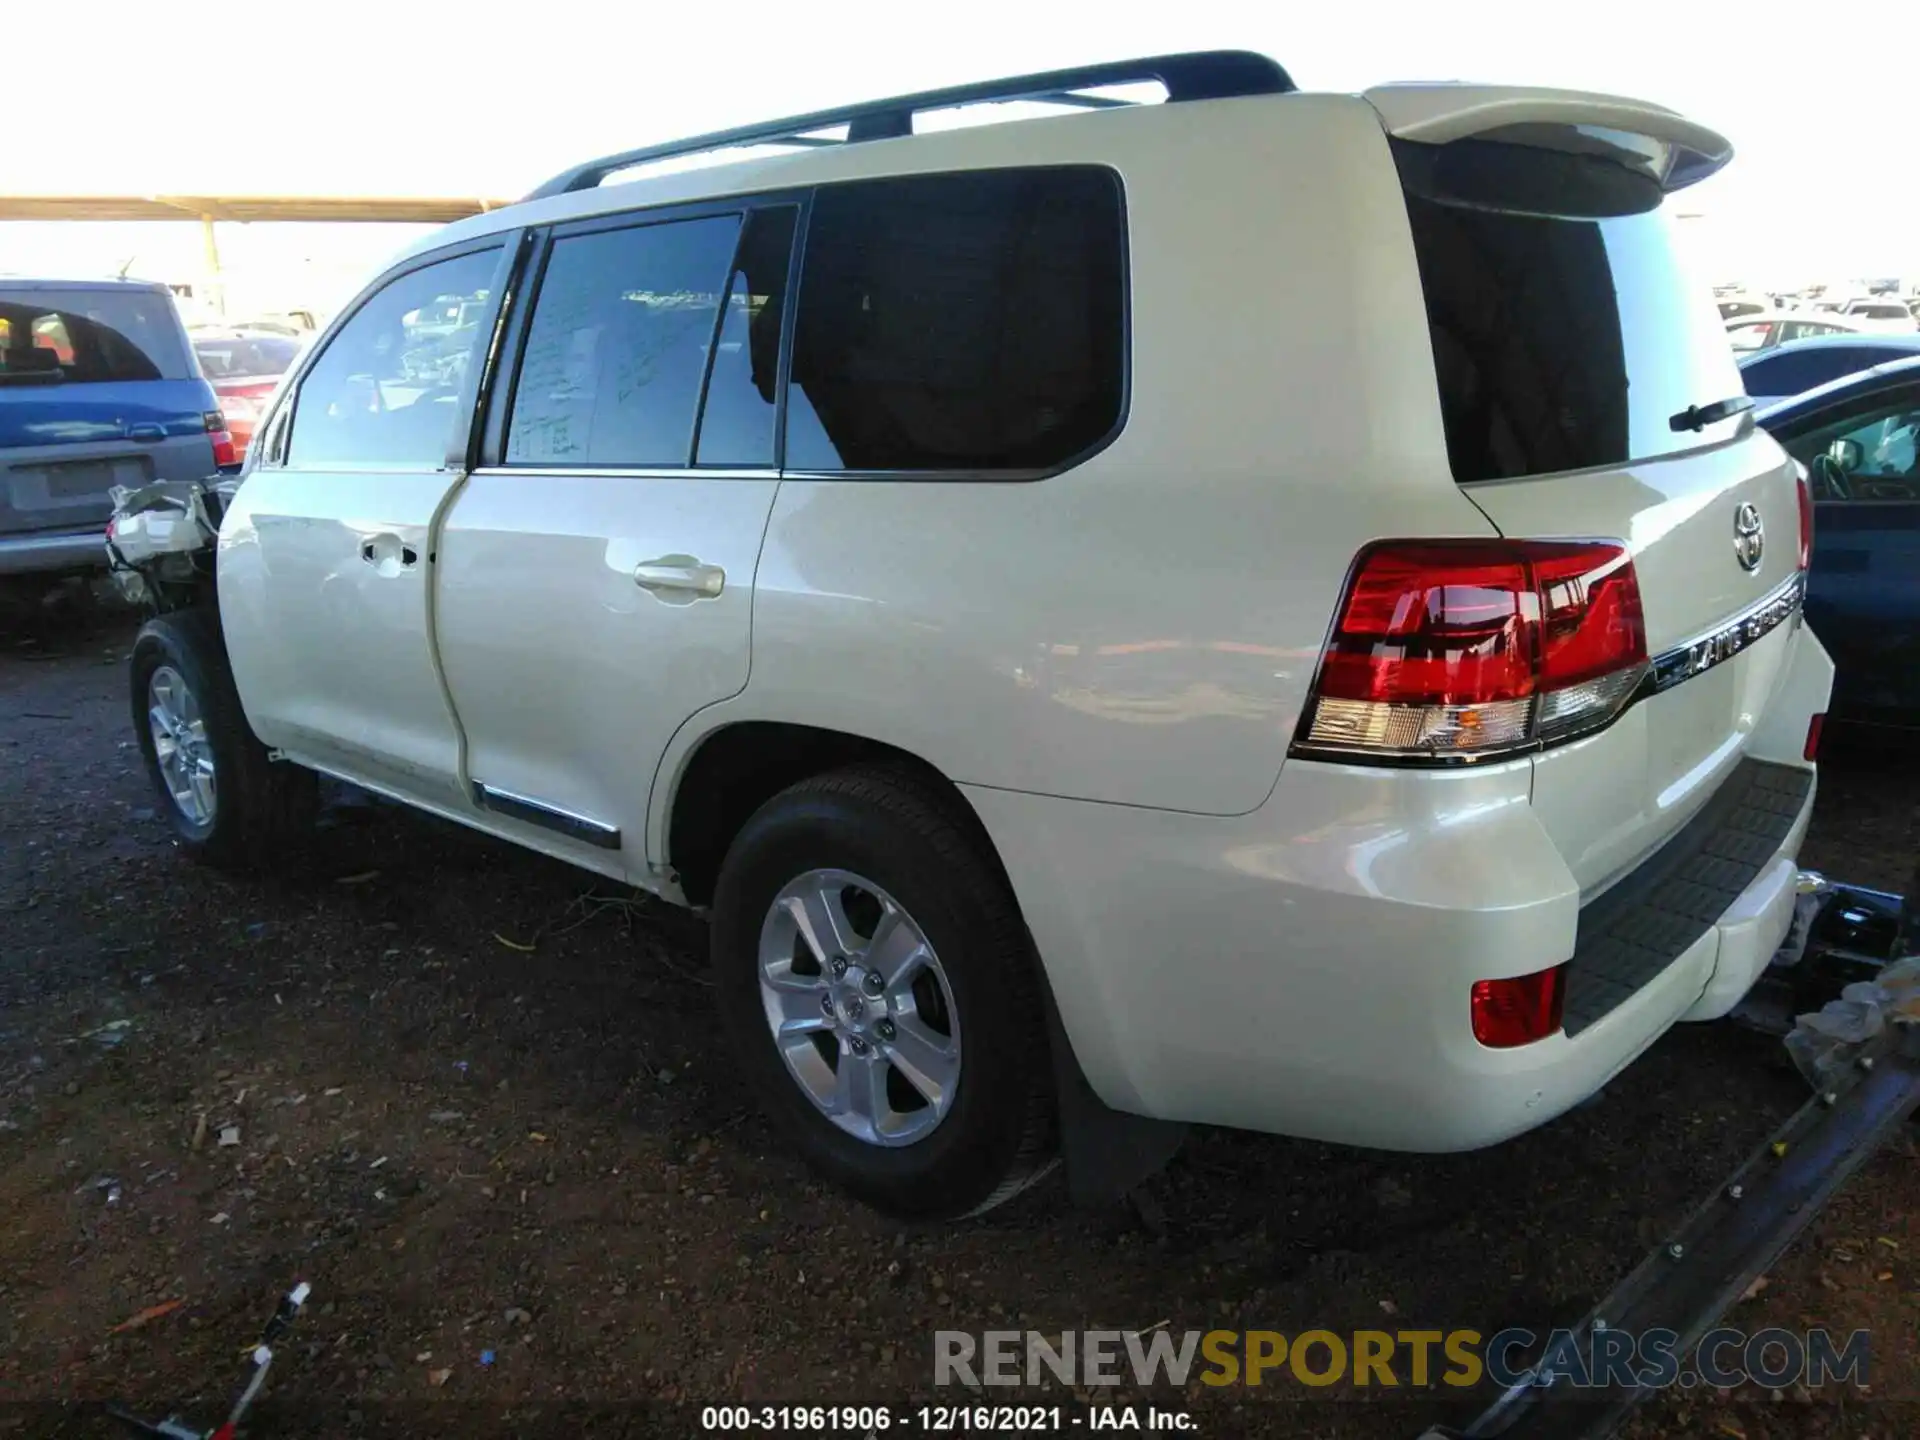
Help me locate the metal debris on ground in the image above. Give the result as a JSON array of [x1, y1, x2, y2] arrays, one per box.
[[1785, 955, 1920, 1088], [110, 1300, 185, 1334]]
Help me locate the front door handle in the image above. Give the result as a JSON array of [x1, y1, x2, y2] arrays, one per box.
[[360, 534, 418, 570], [633, 556, 725, 598]]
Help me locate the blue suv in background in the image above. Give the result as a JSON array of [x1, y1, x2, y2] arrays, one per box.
[[1, 279, 234, 596]]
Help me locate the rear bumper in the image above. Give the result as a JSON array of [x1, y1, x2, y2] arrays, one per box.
[[962, 631, 1834, 1154], [0, 527, 107, 576], [1563, 760, 1813, 1033]]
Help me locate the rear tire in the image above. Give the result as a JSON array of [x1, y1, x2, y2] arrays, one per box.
[[710, 765, 1055, 1219], [130, 607, 316, 870]]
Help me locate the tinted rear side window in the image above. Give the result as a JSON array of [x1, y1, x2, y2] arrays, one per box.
[[1395, 139, 1743, 484], [787, 167, 1125, 473], [508, 215, 742, 467], [0, 288, 190, 382]]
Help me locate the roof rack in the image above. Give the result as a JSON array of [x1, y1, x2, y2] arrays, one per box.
[[524, 50, 1295, 201]]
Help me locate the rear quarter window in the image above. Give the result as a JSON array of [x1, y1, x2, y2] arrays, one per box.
[[0, 288, 190, 382], [1394, 139, 1744, 484], [785, 166, 1126, 474]]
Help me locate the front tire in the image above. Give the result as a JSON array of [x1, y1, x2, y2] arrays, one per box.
[[130, 608, 316, 869], [710, 766, 1054, 1219]]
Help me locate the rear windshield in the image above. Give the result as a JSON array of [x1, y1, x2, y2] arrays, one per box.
[[1394, 138, 1744, 484], [1849, 303, 1910, 321], [194, 336, 299, 379], [0, 287, 190, 383]]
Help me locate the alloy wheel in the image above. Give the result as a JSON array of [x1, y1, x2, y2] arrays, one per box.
[[757, 869, 961, 1147], [147, 665, 216, 828]]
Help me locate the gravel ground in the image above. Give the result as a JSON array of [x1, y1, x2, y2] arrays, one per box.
[[1, 605, 1913, 1439]]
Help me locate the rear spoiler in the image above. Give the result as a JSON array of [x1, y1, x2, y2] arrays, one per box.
[[1364, 83, 1732, 191]]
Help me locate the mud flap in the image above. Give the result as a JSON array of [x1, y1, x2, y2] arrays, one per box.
[[1042, 985, 1188, 1206]]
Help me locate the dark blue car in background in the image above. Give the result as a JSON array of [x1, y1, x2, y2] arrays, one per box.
[[1, 279, 234, 598], [1739, 332, 1920, 407], [1760, 354, 1920, 728]]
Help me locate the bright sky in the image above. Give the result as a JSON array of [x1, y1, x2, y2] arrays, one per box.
[[5, 0, 1912, 311]]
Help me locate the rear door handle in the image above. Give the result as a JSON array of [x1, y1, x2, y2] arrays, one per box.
[[633, 556, 725, 598], [126, 423, 166, 443]]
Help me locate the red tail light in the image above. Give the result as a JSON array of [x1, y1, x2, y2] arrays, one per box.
[[1471, 966, 1567, 1048], [1804, 713, 1825, 761], [1296, 540, 1649, 762], [205, 410, 237, 467], [1794, 464, 1813, 571]]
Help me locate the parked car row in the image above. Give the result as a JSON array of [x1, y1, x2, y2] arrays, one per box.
[[1822, 295, 1920, 331], [1727, 310, 1871, 353], [1718, 286, 1920, 328], [1728, 297, 1920, 354]]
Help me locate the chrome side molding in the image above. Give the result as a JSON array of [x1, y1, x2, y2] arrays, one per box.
[[471, 781, 621, 850]]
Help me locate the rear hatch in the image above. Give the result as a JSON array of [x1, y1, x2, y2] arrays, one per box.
[[1369, 85, 1810, 894], [1, 285, 219, 537]]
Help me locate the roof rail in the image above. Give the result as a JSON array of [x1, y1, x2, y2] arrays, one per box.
[[523, 50, 1294, 201]]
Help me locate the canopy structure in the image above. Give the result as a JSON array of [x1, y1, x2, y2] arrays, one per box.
[[0, 195, 511, 316], [0, 195, 506, 223]]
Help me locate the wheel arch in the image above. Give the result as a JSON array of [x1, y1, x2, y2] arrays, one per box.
[[658, 717, 1002, 909], [657, 711, 1189, 1202]]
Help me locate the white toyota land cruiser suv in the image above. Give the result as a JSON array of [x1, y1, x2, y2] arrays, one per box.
[[125, 53, 1832, 1219]]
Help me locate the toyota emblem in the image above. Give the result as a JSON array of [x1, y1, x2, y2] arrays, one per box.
[[1733, 502, 1764, 572]]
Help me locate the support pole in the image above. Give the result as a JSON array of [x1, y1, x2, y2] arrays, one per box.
[[200, 216, 225, 318]]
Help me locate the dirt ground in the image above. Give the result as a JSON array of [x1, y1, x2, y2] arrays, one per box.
[[1, 605, 1914, 1440]]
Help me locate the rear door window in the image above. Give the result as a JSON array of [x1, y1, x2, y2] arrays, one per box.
[[786, 167, 1126, 473], [507, 215, 742, 467], [694, 207, 796, 468], [0, 288, 190, 382], [1394, 139, 1745, 483], [288, 247, 499, 468]]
